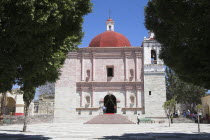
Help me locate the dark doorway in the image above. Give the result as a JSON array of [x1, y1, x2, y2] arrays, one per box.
[[104, 94, 117, 113]]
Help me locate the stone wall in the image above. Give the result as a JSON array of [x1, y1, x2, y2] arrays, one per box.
[[144, 72, 166, 117], [54, 52, 77, 122]]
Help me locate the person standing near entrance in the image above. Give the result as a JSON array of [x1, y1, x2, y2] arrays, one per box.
[[102, 106, 106, 114], [137, 113, 140, 124], [114, 106, 117, 113], [170, 114, 173, 124]]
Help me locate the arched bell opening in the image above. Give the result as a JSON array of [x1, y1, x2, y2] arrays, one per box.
[[151, 50, 157, 64], [104, 94, 117, 113]]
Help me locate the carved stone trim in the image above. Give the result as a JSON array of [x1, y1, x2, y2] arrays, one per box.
[[77, 82, 143, 92], [76, 108, 99, 110], [121, 107, 143, 110]]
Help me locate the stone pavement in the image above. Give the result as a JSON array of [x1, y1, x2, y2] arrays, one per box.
[[0, 122, 210, 140]]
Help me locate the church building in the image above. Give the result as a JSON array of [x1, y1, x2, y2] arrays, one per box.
[[54, 19, 166, 122]]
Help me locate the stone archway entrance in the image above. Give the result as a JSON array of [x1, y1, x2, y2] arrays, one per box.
[[104, 94, 117, 113], [5, 97, 16, 115]]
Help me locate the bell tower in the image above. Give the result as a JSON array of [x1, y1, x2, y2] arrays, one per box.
[[143, 32, 166, 118]]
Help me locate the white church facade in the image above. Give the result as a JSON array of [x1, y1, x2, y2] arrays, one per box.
[[54, 19, 166, 122]]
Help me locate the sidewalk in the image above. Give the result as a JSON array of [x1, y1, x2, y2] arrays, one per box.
[[0, 122, 210, 139]]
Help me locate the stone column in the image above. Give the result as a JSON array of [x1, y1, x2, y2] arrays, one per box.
[[139, 54, 142, 81], [140, 91, 144, 108], [80, 90, 83, 107], [124, 52, 129, 81], [15, 94, 24, 116], [91, 87, 95, 107], [136, 85, 143, 108], [125, 87, 129, 107], [135, 52, 141, 81], [136, 90, 140, 108], [81, 53, 84, 81], [92, 52, 95, 81]]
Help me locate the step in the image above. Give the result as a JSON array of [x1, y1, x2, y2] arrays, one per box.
[[84, 114, 135, 124]]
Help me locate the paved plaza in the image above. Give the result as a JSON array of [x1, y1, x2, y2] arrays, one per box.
[[0, 122, 210, 140]]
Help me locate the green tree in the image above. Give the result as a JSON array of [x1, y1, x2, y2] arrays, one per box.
[[145, 0, 210, 88], [163, 98, 176, 127], [165, 67, 206, 111], [0, 0, 92, 131]]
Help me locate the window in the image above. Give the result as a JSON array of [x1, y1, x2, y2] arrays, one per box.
[[107, 67, 114, 77], [109, 26, 111, 31], [149, 91, 151, 95]]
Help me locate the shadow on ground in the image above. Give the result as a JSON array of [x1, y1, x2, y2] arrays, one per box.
[[96, 133, 210, 140], [0, 133, 51, 140]]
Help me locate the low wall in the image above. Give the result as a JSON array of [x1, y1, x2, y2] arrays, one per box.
[[2, 115, 54, 124]]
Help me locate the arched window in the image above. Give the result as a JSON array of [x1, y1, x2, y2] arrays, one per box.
[[151, 50, 157, 64]]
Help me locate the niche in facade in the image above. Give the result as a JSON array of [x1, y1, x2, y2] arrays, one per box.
[[130, 95, 135, 108], [86, 70, 90, 82], [129, 69, 134, 81], [85, 95, 90, 108]]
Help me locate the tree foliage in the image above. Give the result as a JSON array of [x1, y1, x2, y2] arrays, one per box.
[[0, 0, 92, 92], [145, 0, 210, 88], [163, 98, 176, 112], [0, 0, 92, 131], [165, 67, 206, 111]]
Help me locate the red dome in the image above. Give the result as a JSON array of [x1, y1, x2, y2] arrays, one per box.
[[89, 31, 131, 47]]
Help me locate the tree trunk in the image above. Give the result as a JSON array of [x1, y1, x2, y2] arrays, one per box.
[[0, 93, 7, 115], [197, 109, 200, 133], [0, 93, 6, 124], [168, 111, 171, 127], [23, 103, 30, 132], [168, 117, 171, 127]]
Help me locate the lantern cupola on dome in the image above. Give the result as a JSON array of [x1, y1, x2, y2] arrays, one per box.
[[106, 18, 114, 31], [88, 19, 131, 47]]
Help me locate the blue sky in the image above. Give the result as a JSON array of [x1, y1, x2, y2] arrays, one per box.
[[79, 0, 149, 48]]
